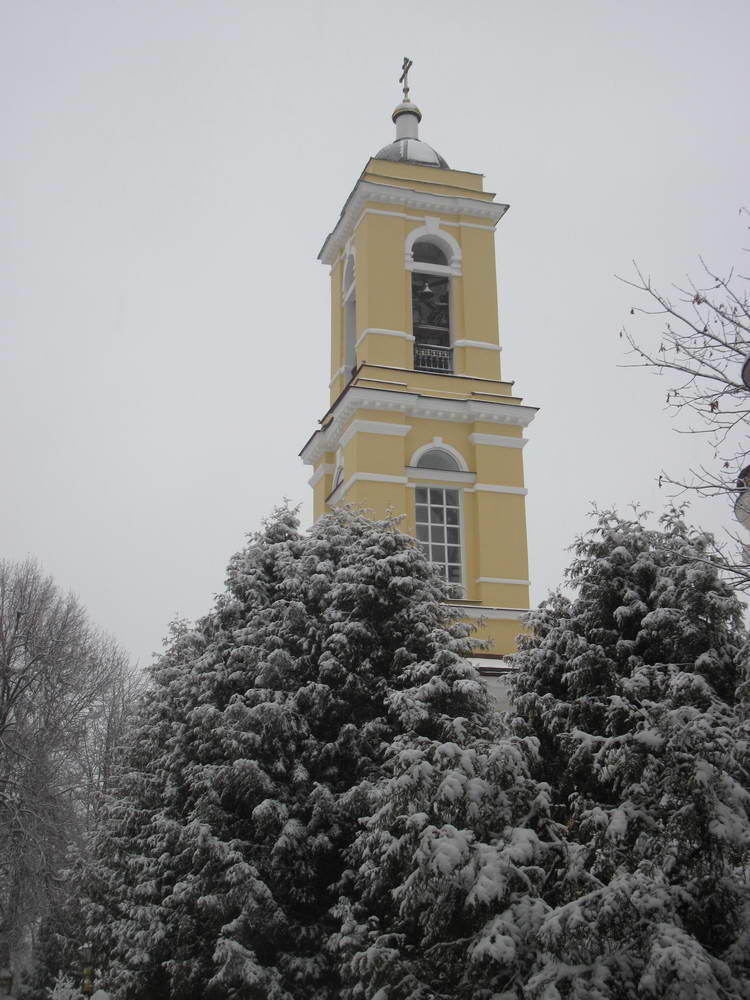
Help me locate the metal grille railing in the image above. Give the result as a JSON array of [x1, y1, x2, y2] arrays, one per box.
[[414, 343, 453, 373]]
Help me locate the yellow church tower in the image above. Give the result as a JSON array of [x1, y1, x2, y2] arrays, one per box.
[[300, 63, 537, 673]]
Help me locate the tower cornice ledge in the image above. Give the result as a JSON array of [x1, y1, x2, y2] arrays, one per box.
[[319, 179, 510, 266], [299, 385, 538, 467]]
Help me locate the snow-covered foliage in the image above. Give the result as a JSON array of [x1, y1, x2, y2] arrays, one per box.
[[332, 734, 557, 999], [513, 508, 750, 998], [87, 505, 750, 1000], [85, 507, 501, 1000], [47, 974, 81, 1000]]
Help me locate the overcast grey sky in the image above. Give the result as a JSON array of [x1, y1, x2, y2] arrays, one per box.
[[2, 0, 749, 666]]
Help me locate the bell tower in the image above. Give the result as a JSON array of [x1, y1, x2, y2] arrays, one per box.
[[300, 65, 537, 665]]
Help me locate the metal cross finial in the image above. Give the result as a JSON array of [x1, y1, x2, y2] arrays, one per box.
[[399, 57, 413, 101]]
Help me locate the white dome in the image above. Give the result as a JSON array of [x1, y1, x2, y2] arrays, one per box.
[[374, 137, 449, 168]]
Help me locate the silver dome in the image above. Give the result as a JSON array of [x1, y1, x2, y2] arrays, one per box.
[[374, 137, 449, 169]]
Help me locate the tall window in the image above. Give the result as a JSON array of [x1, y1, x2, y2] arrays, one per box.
[[411, 241, 452, 373], [415, 486, 462, 587]]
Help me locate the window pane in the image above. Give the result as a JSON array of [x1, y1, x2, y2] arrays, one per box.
[[445, 489, 459, 506], [446, 508, 459, 525], [447, 546, 461, 563], [430, 525, 445, 542], [430, 506, 444, 524], [419, 542, 430, 557], [417, 450, 460, 472], [413, 241, 448, 266], [416, 505, 428, 523], [429, 487, 445, 503], [416, 524, 429, 541], [447, 526, 460, 544], [447, 565, 462, 583], [431, 545, 445, 562], [415, 487, 428, 504]]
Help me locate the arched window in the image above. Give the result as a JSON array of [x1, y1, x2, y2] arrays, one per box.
[[411, 241, 451, 373], [416, 448, 461, 472]]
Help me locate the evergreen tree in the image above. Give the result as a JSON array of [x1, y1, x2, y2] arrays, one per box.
[[86, 507, 496, 1000], [513, 509, 750, 999], [332, 732, 557, 1000]]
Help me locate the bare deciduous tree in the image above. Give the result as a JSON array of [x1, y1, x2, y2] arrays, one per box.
[[621, 209, 750, 586], [0, 559, 136, 981]]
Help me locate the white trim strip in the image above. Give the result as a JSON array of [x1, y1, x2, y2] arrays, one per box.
[[355, 327, 415, 350], [476, 577, 531, 586], [340, 420, 411, 447], [329, 366, 348, 388], [454, 339, 502, 352], [469, 432, 527, 449], [358, 207, 497, 233], [331, 471, 409, 503], [406, 468, 476, 484], [448, 605, 529, 622], [308, 463, 334, 488], [468, 484, 528, 495], [467, 656, 515, 670]]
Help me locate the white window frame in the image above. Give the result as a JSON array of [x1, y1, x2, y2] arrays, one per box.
[[409, 440, 469, 472], [414, 484, 465, 595]]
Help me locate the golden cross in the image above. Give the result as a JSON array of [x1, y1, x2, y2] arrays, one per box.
[[399, 57, 413, 101]]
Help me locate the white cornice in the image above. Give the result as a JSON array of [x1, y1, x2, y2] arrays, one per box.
[[300, 386, 537, 467], [469, 432, 528, 449], [319, 180, 510, 265], [476, 577, 531, 586]]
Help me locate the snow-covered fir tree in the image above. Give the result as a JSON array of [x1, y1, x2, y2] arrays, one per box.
[[332, 731, 558, 1000], [86, 507, 514, 1000], [513, 508, 750, 999]]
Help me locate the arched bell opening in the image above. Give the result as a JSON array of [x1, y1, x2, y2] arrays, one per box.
[[410, 240, 453, 374]]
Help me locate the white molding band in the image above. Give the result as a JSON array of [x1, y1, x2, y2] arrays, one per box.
[[469, 432, 528, 449], [447, 605, 529, 622], [355, 327, 415, 350], [467, 656, 515, 671], [406, 468, 476, 484], [330, 471, 409, 504], [453, 340, 502, 352], [340, 419, 411, 448], [309, 463, 334, 488], [300, 386, 538, 466], [320, 181, 509, 265], [476, 577, 531, 586], [351, 207, 498, 233], [329, 366, 348, 388], [468, 484, 528, 496]]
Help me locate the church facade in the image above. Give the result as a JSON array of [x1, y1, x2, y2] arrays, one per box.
[[300, 74, 536, 673]]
